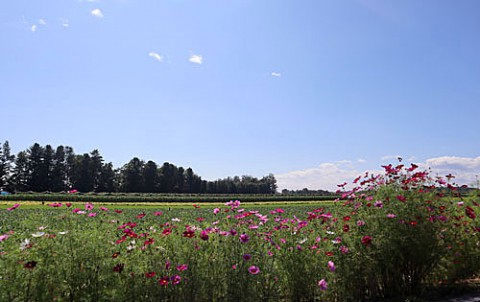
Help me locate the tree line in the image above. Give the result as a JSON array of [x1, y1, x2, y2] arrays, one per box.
[[0, 141, 277, 194]]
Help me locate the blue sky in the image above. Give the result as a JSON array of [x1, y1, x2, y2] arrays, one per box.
[[1, 0, 479, 191]]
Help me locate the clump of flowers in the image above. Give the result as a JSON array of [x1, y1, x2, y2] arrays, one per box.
[[335, 161, 480, 300]]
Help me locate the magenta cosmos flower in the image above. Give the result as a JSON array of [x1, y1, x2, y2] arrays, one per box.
[[361, 236, 372, 246], [239, 233, 250, 243], [248, 265, 260, 275], [7, 203, 20, 211], [328, 261, 336, 272], [171, 275, 182, 285], [318, 279, 328, 291]]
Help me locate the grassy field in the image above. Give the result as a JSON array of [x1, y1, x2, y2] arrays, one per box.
[[1, 166, 479, 301]]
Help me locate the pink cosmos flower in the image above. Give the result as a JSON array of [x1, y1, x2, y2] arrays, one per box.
[[100, 206, 109, 211], [361, 236, 372, 246], [328, 261, 336, 272], [176, 264, 188, 271], [154, 211, 163, 216], [248, 265, 260, 275], [243, 254, 252, 261], [88, 212, 97, 217], [387, 213, 396, 219], [158, 276, 169, 286], [0, 234, 9, 242], [239, 233, 250, 243], [171, 275, 182, 285], [48, 202, 63, 207], [318, 279, 328, 291], [85, 203, 94, 211], [200, 230, 209, 241], [7, 203, 20, 211], [213, 208, 220, 214], [65, 202, 72, 208]]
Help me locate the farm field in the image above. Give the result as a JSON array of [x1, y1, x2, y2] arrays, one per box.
[[1, 165, 480, 301], [0, 193, 337, 204]]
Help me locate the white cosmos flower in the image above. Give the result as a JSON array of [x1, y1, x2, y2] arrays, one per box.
[[32, 232, 45, 237], [298, 238, 308, 244], [171, 218, 181, 222], [20, 239, 31, 250], [58, 231, 68, 235]]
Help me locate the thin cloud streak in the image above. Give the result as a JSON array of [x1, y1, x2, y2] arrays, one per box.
[[148, 52, 163, 62], [61, 19, 70, 28], [189, 54, 203, 64], [271, 72, 281, 77], [91, 9, 104, 18]]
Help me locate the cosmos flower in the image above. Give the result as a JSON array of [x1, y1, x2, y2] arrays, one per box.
[[171, 275, 182, 285], [361, 236, 372, 246], [159, 276, 169, 286], [328, 261, 336, 272], [318, 279, 328, 290], [7, 204, 20, 211], [113, 263, 124, 273], [24, 261, 37, 269], [248, 265, 260, 275], [239, 233, 250, 243], [20, 239, 31, 250]]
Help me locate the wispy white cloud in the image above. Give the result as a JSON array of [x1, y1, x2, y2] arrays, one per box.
[[189, 54, 203, 64], [275, 155, 480, 192], [276, 162, 368, 192], [381, 154, 403, 162], [271, 72, 281, 77], [30, 25, 37, 32], [91, 8, 104, 18], [424, 156, 480, 187], [61, 19, 70, 28], [38, 19, 46, 25], [357, 158, 367, 163], [335, 160, 352, 165], [148, 52, 163, 62]]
